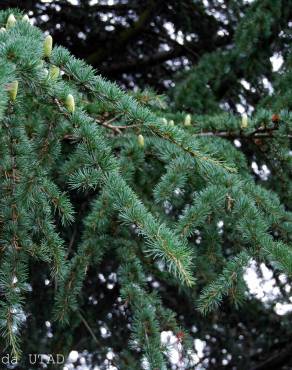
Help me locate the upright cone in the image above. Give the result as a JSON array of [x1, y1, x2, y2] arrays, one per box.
[[184, 114, 192, 126], [44, 35, 53, 58], [8, 81, 19, 101], [49, 65, 60, 80], [22, 15, 30, 23], [241, 113, 248, 129], [6, 14, 16, 29], [65, 94, 75, 113], [138, 134, 145, 148]]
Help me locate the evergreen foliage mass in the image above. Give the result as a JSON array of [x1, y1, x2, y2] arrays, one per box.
[[0, 6, 292, 369]]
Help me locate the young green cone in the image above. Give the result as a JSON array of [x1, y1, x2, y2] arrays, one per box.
[[49, 65, 60, 80], [22, 15, 30, 22], [44, 35, 53, 58], [241, 113, 248, 129], [184, 114, 192, 126], [138, 134, 145, 147], [65, 94, 75, 113], [6, 14, 17, 29], [8, 81, 19, 101]]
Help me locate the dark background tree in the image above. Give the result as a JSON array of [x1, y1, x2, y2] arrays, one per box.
[[0, 1, 292, 369], [1, 0, 291, 111], [1, 0, 243, 91]]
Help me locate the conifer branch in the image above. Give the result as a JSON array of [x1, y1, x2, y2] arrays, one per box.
[[0, 11, 292, 364], [49, 48, 237, 173]]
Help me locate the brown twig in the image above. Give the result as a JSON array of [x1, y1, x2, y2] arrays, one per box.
[[78, 311, 100, 345], [192, 130, 292, 139], [97, 115, 140, 134]]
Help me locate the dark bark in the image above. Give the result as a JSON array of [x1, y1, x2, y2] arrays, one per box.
[[251, 343, 292, 370]]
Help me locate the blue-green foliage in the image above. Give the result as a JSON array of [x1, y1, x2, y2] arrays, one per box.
[[0, 8, 292, 368]]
